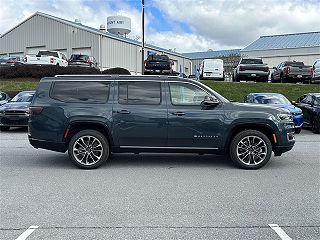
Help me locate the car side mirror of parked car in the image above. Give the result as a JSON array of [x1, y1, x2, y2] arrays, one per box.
[[201, 96, 220, 107]]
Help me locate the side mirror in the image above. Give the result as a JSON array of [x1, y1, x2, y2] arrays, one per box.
[[201, 96, 220, 107]]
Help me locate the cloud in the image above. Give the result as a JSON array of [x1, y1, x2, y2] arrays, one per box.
[[0, 0, 319, 53], [153, 0, 320, 49]]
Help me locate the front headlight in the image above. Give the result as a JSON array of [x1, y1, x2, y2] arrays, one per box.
[[278, 113, 293, 121]]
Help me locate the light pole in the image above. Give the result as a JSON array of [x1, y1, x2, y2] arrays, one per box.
[[141, 0, 145, 75]]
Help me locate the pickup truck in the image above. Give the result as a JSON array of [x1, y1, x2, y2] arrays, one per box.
[[233, 58, 269, 82], [24, 50, 68, 67], [144, 54, 173, 75], [271, 61, 312, 83]]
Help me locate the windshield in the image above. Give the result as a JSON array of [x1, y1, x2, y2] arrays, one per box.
[[10, 92, 34, 102], [38, 51, 59, 58], [285, 61, 304, 67], [70, 55, 89, 61], [253, 94, 291, 105], [315, 96, 320, 105], [240, 59, 263, 64]]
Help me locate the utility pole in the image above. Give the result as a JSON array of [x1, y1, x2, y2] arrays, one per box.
[[141, 0, 145, 75]]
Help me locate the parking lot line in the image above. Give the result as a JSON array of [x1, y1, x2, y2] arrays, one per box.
[[15, 226, 39, 240], [268, 224, 292, 240]]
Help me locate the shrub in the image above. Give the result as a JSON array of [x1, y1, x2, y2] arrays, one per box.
[[101, 67, 131, 75], [0, 65, 101, 79]]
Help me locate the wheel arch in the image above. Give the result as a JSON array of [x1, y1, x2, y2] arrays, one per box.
[[65, 121, 114, 148], [224, 123, 276, 152]]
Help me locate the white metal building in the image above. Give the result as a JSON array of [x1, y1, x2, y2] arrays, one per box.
[[241, 32, 320, 67], [0, 12, 192, 75]]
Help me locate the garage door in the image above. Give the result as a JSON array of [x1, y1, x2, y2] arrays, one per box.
[[26, 46, 46, 55], [72, 47, 91, 55]]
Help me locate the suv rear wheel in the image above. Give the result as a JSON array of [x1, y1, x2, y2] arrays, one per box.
[[68, 130, 110, 169], [229, 130, 272, 169]]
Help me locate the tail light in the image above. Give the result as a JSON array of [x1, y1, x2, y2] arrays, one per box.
[[144, 60, 148, 67], [29, 107, 43, 116], [50, 58, 54, 63], [86, 59, 93, 64], [284, 66, 290, 74]]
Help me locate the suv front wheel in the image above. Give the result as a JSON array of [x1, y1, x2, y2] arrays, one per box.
[[68, 130, 110, 169], [229, 130, 272, 169]]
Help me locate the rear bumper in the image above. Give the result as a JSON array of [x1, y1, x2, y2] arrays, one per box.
[[144, 69, 172, 75], [28, 135, 67, 153]]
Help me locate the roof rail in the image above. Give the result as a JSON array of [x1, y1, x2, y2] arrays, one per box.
[[54, 74, 112, 77]]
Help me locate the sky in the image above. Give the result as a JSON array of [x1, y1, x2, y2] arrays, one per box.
[[0, 0, 319, 53]]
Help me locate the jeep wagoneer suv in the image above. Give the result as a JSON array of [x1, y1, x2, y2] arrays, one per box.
[[28, 75, 295, 169]]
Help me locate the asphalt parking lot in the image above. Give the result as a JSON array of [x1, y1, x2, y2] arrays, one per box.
[[0, 128, 319, 239]]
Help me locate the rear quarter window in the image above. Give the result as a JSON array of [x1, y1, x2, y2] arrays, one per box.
[[51, 81, 110, 103]]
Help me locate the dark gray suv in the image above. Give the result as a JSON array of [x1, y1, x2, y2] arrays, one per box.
[[28, 75, 295, 169]]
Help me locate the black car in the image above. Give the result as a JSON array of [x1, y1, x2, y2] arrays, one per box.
[[0, 91, 35, 131], [28, 75, 295, 170], [0, 91, 11, 106], [295, 93, 320, 133], [68, 54, 98, 68]]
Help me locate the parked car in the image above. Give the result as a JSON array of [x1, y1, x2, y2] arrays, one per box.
[[244, 93, 303, 133], [28, 75, 295, 170], [170, 71, 187, 78], [199, 59, 224, 81], [0, 91, 35, 131], [0, 56, 24, 67], [295, 93, 320, 133], [24, 50, 68, 66], [271, 61, 312, 83], [0, 92, 11, 106], [68, 54, 98, 68], [311, 59, 320, 84], [144, 54, 173, 75], [233, 58, 269, 82]]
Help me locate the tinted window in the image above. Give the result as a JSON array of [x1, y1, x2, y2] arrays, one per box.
[[240, 59, 263, 64], [169, 83, 209, 105], [253, 94, 291, 104], [70, 54, 89, 61], [11, 92, 34, 102], [147, 55, 169, 61], [314, 96, 320, 105], [38, 51, 59, 58], [284, 61, 304, 67], [51, 81, 109, 103], [118, 81, 161, 105]]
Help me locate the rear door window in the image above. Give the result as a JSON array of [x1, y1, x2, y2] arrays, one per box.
[[51, 81, 110, 103], [118, 81, 161, 105]]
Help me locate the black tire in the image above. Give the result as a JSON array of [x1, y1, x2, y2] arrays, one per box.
[[68, 130, 110, 169], [229, 130, 272, 169], [311, 117, 320, 134], [295, 128, 302, 134], [0, 126, 10, 131], [280, 74, 285, 83]]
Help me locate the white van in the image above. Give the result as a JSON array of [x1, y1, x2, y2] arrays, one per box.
[[200, 59, 224, 80], [311, 59, 320, 84]]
